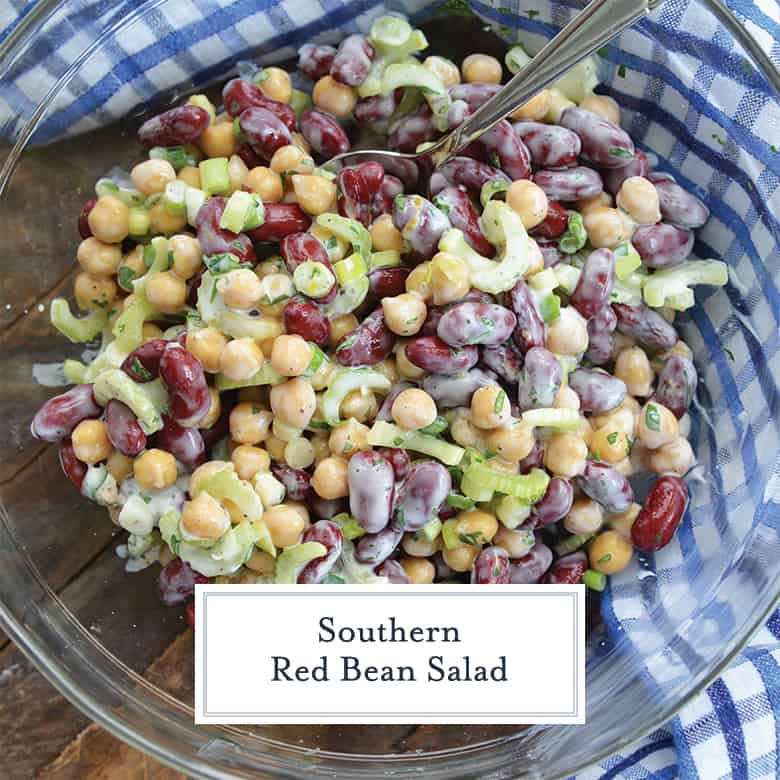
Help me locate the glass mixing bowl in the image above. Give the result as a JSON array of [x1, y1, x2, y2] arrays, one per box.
[[1, 0, 779, 777]]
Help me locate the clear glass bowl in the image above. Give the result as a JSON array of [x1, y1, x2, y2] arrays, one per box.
[[1, 1, 779, 777]]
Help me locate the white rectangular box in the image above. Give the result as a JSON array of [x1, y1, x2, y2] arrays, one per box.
[[195, 584, 585, 725]]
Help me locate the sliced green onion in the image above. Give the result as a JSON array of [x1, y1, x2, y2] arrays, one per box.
[[480, 179, 510, 208], [303, 344, 328, 377], [559, 212, 588, 254], [505, 44, 531, 75], [50, 299, 107, 343], [128, 207, 150, 236], [163, 180, 188, 216], [538, 293, 561, 323], [187, 94, 216, 123], [367, 420, 464, 466], [419, 415, 448, 436], [583, 568, 607, 591], [219, 190, 264, 233], [446, 493, 475, 511], [185, 187, 206, 226], [293, 261, 336, 298], [333, 252, 368, 286], [199, 157, 230, 196], [382, 62, 446, 96], [418, 516, 442, 542], [614, 241, 642, 280], [323, 370, 391, 426], [331, 512, 367, 540], [553, 263, 581, 295], [289, 88, 312, 118], [316, 213, 371, 261], [149, 145, 195, 171], [205, 253, 243, 275], [369, 250, 401, 270], [522, 407, 581, 432], [554, 532, 595, 557], [370, 14, 413, 51]]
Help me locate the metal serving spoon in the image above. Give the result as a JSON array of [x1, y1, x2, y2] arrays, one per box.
[[328, 0, 662, 173]]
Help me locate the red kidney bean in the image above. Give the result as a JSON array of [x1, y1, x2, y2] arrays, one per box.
[[246, 203, 311, 243], [308, 495, 348, 520], [535, 237, 567, 267], [186, 601, 196, 631], [299, 108, 350, 158], [513, 121, 582, 168], [613, 303, 678, 350], [355, 525, 403, 564], [59, 439, 87, 491], [437, 301, 516, 347], [473, 546, 511, 584], [568, 368, 626, 414], [429, 156, 511, 196], [449, 83, 501, 109], [346, 153, 418, 190], [480, 342, 524, 384], [533, 166, 603, 201], [518, 436, 545, 474], [271, 464, 312, 502], [585, 305, 617, 365], [654, 354, 697, 418], [422, 367, 498, 409], [78, 197, 97, 239], [237, 143, 262, 169], [137, 105, 210, 148], [421, 306, 444, 337], [578, 460, 634, 514], [368, 267, 409, 299], [529, 200, 569, 240], [376, 447, 411, 482], [335, 306, 394, 366], [159, 342, 211, 427], [195, 197, 255, 263], [298, 520, 343, 583], [560, 106, 635, 169], [603, 149, 649, 195], [446, 98, 470, 129], [570, 248, 616, 320], [338, 161, 384, 226], [156, 414, 205, 468], [283, 298, 330, 347], [431, 186, 494, 256], [481, 119, 531, 180], [647, 170, 675, 184], [393, 461, 451, 532], [508, 280, 546, 353], [393, 194, 451, 261], [376, 559, 410, 583], [158, 558, 209, 606], [354, 88, 403, 124], [223, 78, 296, 130], [372, 174, 404, 218], [631, 475, 688, 551], [523, 477, 574, 530], [509, 542, 552, 584], [280, 232, 336, 300], [388, 104, 437, 153], [239, 106, 292, 161], [104, 399, 146, 456], [654, 180, 709, 229], [376, 381, 414, 422], [348, 450, 395, 533], [517, 347, 562, 411], [121, 339, 167, 382], [406, 335, 479, 374], [542, 552, 587, 584], [31, 384, 101, 442], [298, 43, 337, 80], [330, 34, 374, 86], [632, 223, 694, 269]]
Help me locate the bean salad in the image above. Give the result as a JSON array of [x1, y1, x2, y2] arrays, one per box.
[[32, 14, 728, 608]]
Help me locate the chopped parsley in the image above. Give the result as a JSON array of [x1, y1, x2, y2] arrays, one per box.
[[617, 64, 627, 78], [606, 431, 619, 445], [494, 389, 507, 413], [459, 531, 484, 546], [724, 347, 735, 361], [598, 553, 612, 563], [142, 495, 152, 504], [118, 266, 137, 291], [609, 147, 633, 158], [645, 403, 661, 432], [596, 47, 609, 58], [393, 436, 404, 446], [527, 9, 540, 19]]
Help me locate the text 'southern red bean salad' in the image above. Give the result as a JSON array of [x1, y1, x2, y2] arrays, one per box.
[[32, 15, 728, 606]]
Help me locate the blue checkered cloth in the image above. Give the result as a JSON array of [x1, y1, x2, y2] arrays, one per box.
[[2, 1, 780, 778]]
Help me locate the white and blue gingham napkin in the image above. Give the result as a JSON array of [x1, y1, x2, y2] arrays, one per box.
[[2, 1, 779, 778]]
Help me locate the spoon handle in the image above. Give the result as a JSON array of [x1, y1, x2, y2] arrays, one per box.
[[432, 0, 654, 167]]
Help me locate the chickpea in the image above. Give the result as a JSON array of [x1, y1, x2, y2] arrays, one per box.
[[554, 385, 581, 411], [492, 527, 533, 560], [88, 195, 129, 244], [265, 433, 287, 462], [485, 420, 534, 462], [74, 272, 117, 311], [429, 252, 470, 305], [181, 492, 230, 540], [506, 180, 548, 229], [257, 66, 293, 103], [311, 456, 349, 499], [590, 425, 632, 464], [589, 530, 633, 575], [226, 154, 249, 194], [152, 200, 189, 235], [189, 460, 230, 496], [450, 409, 486, 450], [510, 88, 552, 121], [613, 456, 634, 477], [193, 388, 219, 431], [106, 450, 134, 483], [614, 346, 653, 397], [312, 75, 357, 117], [198, 122, 238, 158], [309, 359, 335, 392], [219, 338, 264, 381], [145, 271, 186, 314], [290, 131, 311, 154], [246, 166, 283, 202], [370, 214, 403, 252], [130, 159, 176, 196], [373, 357, 399, 386], [168, 234, 202, 280], [545, 433, 588, 478], [71, 419, 112, 465], [328, 313, 359, 348], [339, 388, 377, 424], [245, 549, 276, 576], [186, 327, 228, 373], [231, 444, 270, 481], [141, 324, 163, 343], [270, 144, 314, 176], [291, 174, 337, 215], [564, 497, 604, 535], [310, 224, 350, 262], [329, 418, 370, 457], [637, 401, 679, 450], [272, 417, 303, 443], [311, 432, 331, 465], [77, 237, 122, 276], [264, 503, 306, 548], [583, 206, 633, 249], [591, 396, 639, 437], [470, 386, 510, 430], [423, 55, 460, 87], [178, 165, 201, 188], [648, 436, 694, 476], [270, 334, 313, 377], [405, 261, 433, 302], [575, 191, 613, 216], [382, 292, 427, 337], [579, 415, 594, 448], [546, 306, 589, 355], [617, 176, 661, 225], [402, 532, 442, 558], [545, 87, 575, 124], [395, 341, 427, 381], [270, 377, 317, 429], [451, 509, 499, 546], [461, 53, 502, 84], [284, 437, 316, 469], [133, 448, 177, 490], [609, 502, 641, 539], [216, 268, 263, 310], [401, 557, 436, 584], [119, 245, 145, 279], [580, 92, 621, 125], [390, 388, 437, 431], [442, 544, 479, 573], [230, 402, 273, 445]]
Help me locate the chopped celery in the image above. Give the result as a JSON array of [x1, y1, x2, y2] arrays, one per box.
[[185, 187, 206, 226], [216, 361, 284, 390], [538, 293, 561, 323], [293, 261, 336, 298], [333, 252, 368, 286], [614, 241, 642, 279], [446, 494, 475, 511], [82, 339, 132, 382], [93, 370, 167, 434], [331, 512, 367, 540], [274, 542, 327, 583], [81, 463, 109, 501], [183, 519, 267, 577], [554, 57, 600, 103], [528, 267, 558, 293], [610, 274, 644, 306], [554, 532, 594, 556], [441, 519, 461, 549], [460, 470, 494, 502], [50, 299, 107, 343], [369, 250, 401, 270], [323, 369, 391, 426], [322, 276, 370, 317], [642, 259, 728, 308], [163, 180, 188, 216], [63, 358, 87, 384], [221, 311, 282, 340], [113, 295, 158, 352], [149, 145, 196, 170], [522, 407, 581, 432], [95, 177, 144, 207], [128, 207, 150, 235], [544, 87, 576, 123], [303, 344, 328, 377], [381, 62, 446, 96], [584, 569, 607, 591], [370, 14, 413, 51], [199, 157, 230, 196], [187, 94, 216, 122], [425, 89, 452, 132], [358, 28, 428, 97], [289, 88, 312, 118], [462, 463, 550, 502], [316, 214, 370, 261], [480, 179, 510, 208], [505, 44, 531, 74], [553, 263, 581, 295], [665, 289, 696, 311], [367, 420, 464, 466], [220, 190, 264, 233], [495, 496, 533, 530], [196, 270, 225, 326], [558, 212, 587, 254], [418, 516, 442, 542]]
